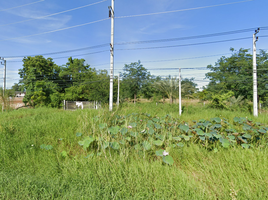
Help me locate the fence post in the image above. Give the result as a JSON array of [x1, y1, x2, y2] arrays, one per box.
[[63, 100, 66, 110]]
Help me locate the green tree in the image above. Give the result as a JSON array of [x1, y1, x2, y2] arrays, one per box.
[[154, 76, 179, 104], [19, 55, 60, 107], [205, 48, 268, 102], [121, 61, 151, 103]]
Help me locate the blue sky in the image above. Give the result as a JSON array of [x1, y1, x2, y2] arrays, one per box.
[[0, 0, 267, 89]]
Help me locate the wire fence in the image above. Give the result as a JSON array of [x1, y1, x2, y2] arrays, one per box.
[[63, 100, 101, 111]]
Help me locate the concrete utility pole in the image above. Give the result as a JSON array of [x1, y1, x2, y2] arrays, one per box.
[[253, 28, 259, 117], [0, 57, 6, 96], [117, 73, 120, 106], [179, 68, 182, 116], [109, 0, 115, 111]]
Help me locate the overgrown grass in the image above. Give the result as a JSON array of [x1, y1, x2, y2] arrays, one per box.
[[1, 104, 268, 199]]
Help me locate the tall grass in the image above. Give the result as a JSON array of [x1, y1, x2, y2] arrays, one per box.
[[1, 104, 268, 199]]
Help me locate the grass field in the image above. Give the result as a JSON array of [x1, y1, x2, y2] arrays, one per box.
[[1, 103, 268, 199]]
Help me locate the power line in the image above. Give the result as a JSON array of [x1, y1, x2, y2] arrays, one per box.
[[116, 0, 254, 19], [0, 0, 107, 27], [0, 0, 44, 12], [0, 18, 109, 42], [5, 44, 109, 58], [116, 37, 253, 51], [7, 50, 109, 62], [115, 28, 259, 45]]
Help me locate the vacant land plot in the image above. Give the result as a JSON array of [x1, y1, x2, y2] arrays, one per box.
[[1, 103, 268, 199]]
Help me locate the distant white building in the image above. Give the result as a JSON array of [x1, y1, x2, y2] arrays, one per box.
[[15, 92, 26, 98]]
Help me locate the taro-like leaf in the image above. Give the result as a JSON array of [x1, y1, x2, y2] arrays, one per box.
[[130, 132, 139, 137], [154, 123, 162, 129], [102, 141, 109, 149], [219, 138, 230, 146], [153, 140, 163, 146], [241, 144, 250, 149], [120, 127, 128, 135], [203, 122, 210, 127], [214, 134, 222, 139], [110, 142, 120, 150], [125, 137, 131, 141], [192, 120, 197, 123], [199, 136, 206, 141], [148, 127, 154, 135], [82, 136, 95, 150], [76, 132, 82, 137], [152, 118, 160, 122], [199, 119, 206, 123], [255, 122, 261, 126], [129, 122, 137, 128], [134, 144, 141, 150], [99, 123, 107, 129], [156, 149, 164, 157], [242, 124, 252, 131], [205, 133, 212, 138], [258, 129, 267, 134], [211, 117, 221, 123], [120, 140, 126, 145], [108, 126, 120, 135], [163, 155, 174, 165], [180, 125, 189, 133], [168, 133, 173, 141], [242, 134, 252, 139], [222, 141, 230, 148], [45, 145, 53, 150], [182, 135, 190, 141], [227, 135, 235, 140], [214, 124, 222, 129], [233, 117, 240, 123], [78, 141, 84, 146], [238, 136, 247, 143], [156, 134, 164, 141], [143, 141, 151, 151], [195, 128, 205, 136], [147, 120, 153, 125], [173, 136, 182, 141], [177, 142, 184, 147], [40, 144, 46, 149], [226, 128, 236, 133], [61, 151, 68, 158]]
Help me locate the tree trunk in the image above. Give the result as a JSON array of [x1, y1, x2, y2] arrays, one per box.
[[169, 96, 173, 104], [134, 93, 136, 104]]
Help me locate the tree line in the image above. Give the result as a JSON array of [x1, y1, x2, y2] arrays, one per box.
[[5, 47, 268, 109]]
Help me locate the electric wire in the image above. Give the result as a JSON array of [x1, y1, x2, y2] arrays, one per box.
[[0, 0, 44, 12], [4, 27, 267, 58], [5, 44, 109, 58], [116, 0, 254, 19], [116, 37, 253, 51], [115, 28, 259, 45], [0, 18, 109, 42], [0, 0, 107, 27]]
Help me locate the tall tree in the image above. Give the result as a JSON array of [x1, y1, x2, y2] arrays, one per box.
[[19, 55, 60, 107], [205, 48, 268, 102], [121, 61, 151, 103]]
